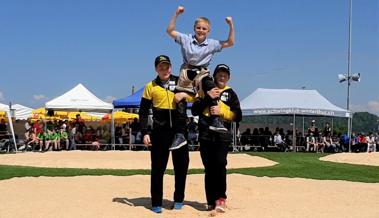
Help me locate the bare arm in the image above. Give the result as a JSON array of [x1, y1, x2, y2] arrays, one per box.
[[221, 16, 235, 48], [167, 6, 184, 39]]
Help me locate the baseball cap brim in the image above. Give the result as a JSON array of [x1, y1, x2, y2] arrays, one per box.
[[155, 55, 171, 67]]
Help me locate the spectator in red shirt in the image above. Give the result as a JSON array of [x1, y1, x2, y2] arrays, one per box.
[[74, 114, 86, 133]]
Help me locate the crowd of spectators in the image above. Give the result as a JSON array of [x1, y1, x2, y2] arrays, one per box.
[[240, 126, 293, 151], [1, 115, 378, 153], [14, 114, 114, 151], [239, 120, 378, 153], [114, 118, 146, 150], [22, 115, 148, 151]]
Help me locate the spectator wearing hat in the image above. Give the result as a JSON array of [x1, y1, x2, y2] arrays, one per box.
[[192, 64, 242, 213], [308, 120, 316, 136]]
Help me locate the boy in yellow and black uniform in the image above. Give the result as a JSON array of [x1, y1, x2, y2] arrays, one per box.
[[139, 55, 190, 214], [191, 64, 242, 213]]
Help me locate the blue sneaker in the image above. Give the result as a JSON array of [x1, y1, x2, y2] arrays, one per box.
[[151, 206, 162, 213], [173, 202, 183, 210]]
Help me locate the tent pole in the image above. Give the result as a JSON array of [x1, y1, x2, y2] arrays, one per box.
[[129, 126, 132, 150], [331, 118, 334, 136], [6, 110, 17, 152], [111, 109, 115, 150], [348, 114, 353, 152], [302, 116, 305, 137], [292, 114, 296, 152]]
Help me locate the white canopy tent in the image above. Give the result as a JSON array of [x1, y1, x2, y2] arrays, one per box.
[[0, 103, 17, 152], [45, 83, 113, 112], [12, 104, 34, 120], [240, 88, 351, 151], [241, 88, 351, 118], [45, 83, 115, 148]]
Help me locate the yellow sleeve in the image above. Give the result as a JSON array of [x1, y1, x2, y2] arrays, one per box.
[[186, 93, 195, 103], [219, 101, 234, 122], [142, 83, 152, 100]]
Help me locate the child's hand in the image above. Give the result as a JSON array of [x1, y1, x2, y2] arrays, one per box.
[[176, 6, 184, 15], [225, 16, 233, 25], [210, 105, 221, 116], [174, 92, 189, 103], [207, 88, 220, 99]]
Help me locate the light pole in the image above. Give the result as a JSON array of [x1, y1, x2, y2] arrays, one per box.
[[338, 71, 360, 152], [338, 0, 361, 152]]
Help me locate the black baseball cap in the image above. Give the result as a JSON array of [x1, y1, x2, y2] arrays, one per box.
[[154, 55, 171, 67], [213, 64, 230, 77]]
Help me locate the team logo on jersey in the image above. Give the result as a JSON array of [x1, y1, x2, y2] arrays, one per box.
[[169, 80, 176, 91], [221, 92, 229, 101]]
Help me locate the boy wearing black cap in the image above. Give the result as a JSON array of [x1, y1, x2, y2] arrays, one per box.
[[139, 55, 190, 213], [192, 64, 242, 213]]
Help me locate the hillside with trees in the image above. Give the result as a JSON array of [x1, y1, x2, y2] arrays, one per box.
[[241, 112, 378, 134]]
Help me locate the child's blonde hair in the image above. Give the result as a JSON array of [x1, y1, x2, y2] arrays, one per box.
[[194, 17, 211, 29]]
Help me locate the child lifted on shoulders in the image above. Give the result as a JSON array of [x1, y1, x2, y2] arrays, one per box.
[[167, 5, 235, 150]]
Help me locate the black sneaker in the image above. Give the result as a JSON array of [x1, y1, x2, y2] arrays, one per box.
[[209, 117, 227, 133], [169, 133, 187, 150]]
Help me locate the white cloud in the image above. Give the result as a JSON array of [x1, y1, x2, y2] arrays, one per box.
[[351, 100, 379, 116], [367, 100, 379, 115], [104, 96, 116, 103], [350, 104, 366, 112], [33, 94, 47, 101], [0, 91, 4, 102]]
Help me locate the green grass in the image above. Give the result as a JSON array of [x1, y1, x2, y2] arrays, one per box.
[[0, 152, 378, 183], [230, 152, 379, 183], [0, 165, 150, 180]]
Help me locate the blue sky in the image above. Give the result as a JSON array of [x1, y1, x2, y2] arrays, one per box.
[[1, 0, 378, 115]]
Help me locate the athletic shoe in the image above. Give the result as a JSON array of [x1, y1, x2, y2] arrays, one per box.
[[172, 202, 183, 210], [169, 133, 187, 150], [151, 206, 162, 213], [215, 198, 226, 213], [209, 117, 227, 133]]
